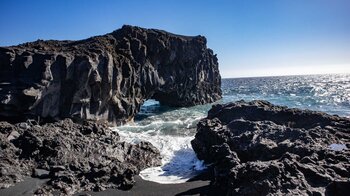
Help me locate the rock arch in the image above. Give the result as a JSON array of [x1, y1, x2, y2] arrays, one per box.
[[0, 25, 221, 124]]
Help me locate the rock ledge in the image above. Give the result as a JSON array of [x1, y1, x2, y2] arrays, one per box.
[[192, 100, 350, 195]]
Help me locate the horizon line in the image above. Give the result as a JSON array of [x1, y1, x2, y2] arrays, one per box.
[[222, 72, 350, 79]]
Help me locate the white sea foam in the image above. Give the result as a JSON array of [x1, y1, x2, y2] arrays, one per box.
[[110, 74, 350, 184], [110, 99, 209, 184], [114, 126, 206, 184]]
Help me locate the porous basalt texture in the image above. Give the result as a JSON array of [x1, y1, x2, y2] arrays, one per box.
[[0, 119, 161, 195], [0, 25, 221, 124], [191, 100, 350, 195]]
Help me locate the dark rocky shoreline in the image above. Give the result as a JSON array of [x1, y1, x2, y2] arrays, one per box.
[[191, 100, 350, 195], [0, 119, 161, 195], [0, 25, 223, 195], [1, 25, 349, 196], [1, 101, 349, 195]]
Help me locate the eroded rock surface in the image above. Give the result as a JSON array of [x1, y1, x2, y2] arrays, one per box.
[[0, 25, 221, 124], [192, 100, 350, 195], [0, 119, 161, 194]]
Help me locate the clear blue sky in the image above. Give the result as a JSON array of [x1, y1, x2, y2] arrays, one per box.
[[1, 0, 349, 78]]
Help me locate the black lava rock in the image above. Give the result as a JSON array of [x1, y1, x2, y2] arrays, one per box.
[[0, 25, 221, 125], [0, 119, 161, 194], [191, 100, 350, 195]]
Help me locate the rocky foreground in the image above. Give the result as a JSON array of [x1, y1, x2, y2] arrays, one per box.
[[192, 100, 350, 195], [0, 119, 161, 195], [0, 25, 221, 125]]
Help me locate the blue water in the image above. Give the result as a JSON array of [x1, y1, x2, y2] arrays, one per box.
[[115, 74, 350, 183], [222, 74, 350, 117]]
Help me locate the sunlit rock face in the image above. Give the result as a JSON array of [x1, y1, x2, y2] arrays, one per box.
[[0, 25, 221, 124]]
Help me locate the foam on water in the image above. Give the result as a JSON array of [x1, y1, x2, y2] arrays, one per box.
[[114, 99, 209, 184], [112, 74, 350, 184], [115, 126, 206, 184]]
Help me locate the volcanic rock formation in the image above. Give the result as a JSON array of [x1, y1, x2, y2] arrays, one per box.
[[191, 100, 350, 195], [0, 119, 161, 194], [0, 25, 221, 124]]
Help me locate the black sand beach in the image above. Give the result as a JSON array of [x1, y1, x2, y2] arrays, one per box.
[[84, 176, 216, 196], [0, 174, 220, 196]]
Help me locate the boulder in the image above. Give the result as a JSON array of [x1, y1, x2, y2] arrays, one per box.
[[192, 100, 350, 195], [0, 25, 221, 124]]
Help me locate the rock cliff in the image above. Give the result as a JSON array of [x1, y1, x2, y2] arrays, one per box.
[[0, 25, 221, 124], [192, 100, 350, 195]]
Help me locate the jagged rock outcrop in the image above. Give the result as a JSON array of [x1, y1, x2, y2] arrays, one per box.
[[192, 100, 350, 195], [0, 119, 161, 194], [0, 25, 221, 124]]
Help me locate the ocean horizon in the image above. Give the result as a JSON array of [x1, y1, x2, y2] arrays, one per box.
[[222, 72, 350, 79]]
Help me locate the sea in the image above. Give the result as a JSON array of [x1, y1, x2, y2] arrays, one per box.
[[114, 74, 350, 184]]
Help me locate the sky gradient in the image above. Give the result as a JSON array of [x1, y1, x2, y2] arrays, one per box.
[[1, 0, 349, 78]]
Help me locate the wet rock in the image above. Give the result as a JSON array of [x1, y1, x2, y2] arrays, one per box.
[[0, 25, 221, 125], [192, 100, 350, 195], [0, 119, 161, 194]]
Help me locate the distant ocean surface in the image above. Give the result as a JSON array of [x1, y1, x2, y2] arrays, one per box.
[[114, 74, 350, 183]]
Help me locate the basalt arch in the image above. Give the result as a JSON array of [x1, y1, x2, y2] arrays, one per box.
[[0, 25, 222, 124]]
